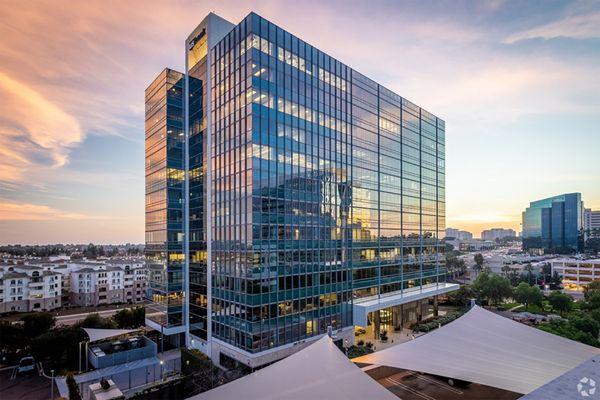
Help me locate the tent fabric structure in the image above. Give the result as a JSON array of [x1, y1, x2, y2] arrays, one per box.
[[353, 305, 600, 394], [189, 336, 398, 400], [83, 328, 139, 343]]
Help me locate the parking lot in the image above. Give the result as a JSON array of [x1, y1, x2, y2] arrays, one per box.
[[377, 369, 521, 400], [0, 366, 54, 400]]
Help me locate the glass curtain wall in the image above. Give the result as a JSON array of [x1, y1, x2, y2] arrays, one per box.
[[188, 31, 210, 341], [209, 13, 445, 353], [145, 69, 186, 329]]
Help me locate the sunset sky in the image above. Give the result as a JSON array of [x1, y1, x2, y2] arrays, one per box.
[[0, 0, 599, 244]]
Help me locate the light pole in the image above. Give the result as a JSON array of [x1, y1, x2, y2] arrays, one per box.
[[159, 360, 164, 381], [50, 369, 55, 400]]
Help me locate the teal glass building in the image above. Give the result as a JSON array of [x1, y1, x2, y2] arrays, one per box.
[[146, 12, 457, 368], [522, 193, 584, 254]]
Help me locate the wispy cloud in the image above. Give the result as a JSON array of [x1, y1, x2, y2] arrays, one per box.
[[0, 71, 84, 182], [0, 199, 104, 221], [504, 12, 600, 43], [0, 0, 598, 242]]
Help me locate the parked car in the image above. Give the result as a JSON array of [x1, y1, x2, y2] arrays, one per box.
[[17, 356, 35, 374]]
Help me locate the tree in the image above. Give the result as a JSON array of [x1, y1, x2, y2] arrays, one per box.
[[446, 285, 474, 307], [513, 283, 543, 311], [583, 291, 600, 311], [585, 237, 600, 255], [472, 272, 491, 303], [473, 253, 485, 275], [132, 306, 145, 326], [21, 312, 56, 338], [486, 275, 514, 306], [538, 319, 600, 347], [0, 321, 26, 355], [113, 309, 134, 329], [113, 307, 145, 328], [30, 326, 86, 371], [473, 272, 512, 306], [523, 263, 534, 285], [570, 315, 600, 339], [583, 281, 600, 301], [446, 254, 467, 282], [548, 291, 573, 316], [80, 313, 116, 329]]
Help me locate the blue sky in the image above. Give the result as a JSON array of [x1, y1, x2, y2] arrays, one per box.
[[0, 0, 598, 243]]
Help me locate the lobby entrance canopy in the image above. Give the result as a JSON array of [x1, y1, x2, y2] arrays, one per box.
[[353, 282, 459, 327], [353, 305, 600, 394], [189, 336, 397, 400]]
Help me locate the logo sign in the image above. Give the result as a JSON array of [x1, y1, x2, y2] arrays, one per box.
[[188, 28, 206, 51], [577, 377, 596, 397]]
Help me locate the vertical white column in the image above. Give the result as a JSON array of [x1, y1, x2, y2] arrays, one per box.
[[183, 42, 191, 348], [205, 17, 214, 359]]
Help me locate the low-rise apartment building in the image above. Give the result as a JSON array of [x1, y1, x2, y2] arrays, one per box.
[[0, 265, 62, 313], [68, 260, 147, 306], [0, 257, 147, 312]]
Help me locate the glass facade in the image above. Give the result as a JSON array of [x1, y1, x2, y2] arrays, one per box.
[[522, 192, 584, 253], [144, 69, 186, 329], [188, 28, 210, 341], [207, 13, 446, 353]]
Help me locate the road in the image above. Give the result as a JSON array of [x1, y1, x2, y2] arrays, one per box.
[[0, 365, 53, 400], [55, 307, 132, 326]]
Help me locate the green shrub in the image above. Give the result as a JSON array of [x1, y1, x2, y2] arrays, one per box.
[[411, 310, 467, 333]]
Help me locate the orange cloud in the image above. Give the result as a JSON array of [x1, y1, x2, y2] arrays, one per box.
[[0, 199, 103, 221], [0, 71, 83, 181]]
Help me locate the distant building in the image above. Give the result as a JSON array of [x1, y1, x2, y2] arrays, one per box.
[[445, 228, 459, 238], [458, 231, 473, 240], [522, 193, 584, 254], [481, 228, 516, 241], [0, 265, 61, 313], [0, 258, 146, 313], [551, 258, 600, 292], [69, 261, 147, 307], [445, 228, 473, 240], [584, 209, 600, 240]]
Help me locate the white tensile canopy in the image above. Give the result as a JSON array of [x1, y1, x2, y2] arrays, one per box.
[[83, 328, 139, 343], [189, 335, 398, 400], [353, 305, 600, 394]]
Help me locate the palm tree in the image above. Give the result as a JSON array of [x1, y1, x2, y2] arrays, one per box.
[[524, 263, 534, 285], [473, 253, 485, 277]]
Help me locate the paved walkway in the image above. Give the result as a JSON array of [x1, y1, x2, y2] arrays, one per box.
[[354, 311, 448, 352]]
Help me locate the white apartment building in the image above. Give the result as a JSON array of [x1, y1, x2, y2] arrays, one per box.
[[0, 265, 62, 313], [551, 258, 600, 292], [0, 257, 147, 313]]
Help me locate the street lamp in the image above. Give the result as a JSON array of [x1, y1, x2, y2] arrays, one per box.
[[159, 360, 164, 381], [50, 369, 55, 400]]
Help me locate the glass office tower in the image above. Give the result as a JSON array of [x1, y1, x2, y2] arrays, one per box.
[[146, 12, 456, 367], [522, 193, 584, 254], [144, 68, 186, 342]]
